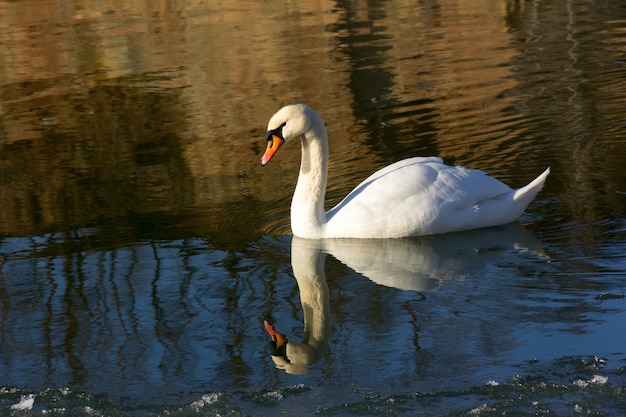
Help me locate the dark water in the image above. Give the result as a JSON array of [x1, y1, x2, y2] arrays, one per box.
[[1, 0, 626, 416]]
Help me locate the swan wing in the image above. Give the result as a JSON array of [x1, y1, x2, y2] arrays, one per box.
[[324, 157, 516, 238]]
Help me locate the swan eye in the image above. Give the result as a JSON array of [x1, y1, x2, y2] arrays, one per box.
[[266, 121, 287, 142]]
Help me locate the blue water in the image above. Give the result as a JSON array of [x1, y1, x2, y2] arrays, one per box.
[[1, 226, 625, 415], [2, 0, 626, 415]]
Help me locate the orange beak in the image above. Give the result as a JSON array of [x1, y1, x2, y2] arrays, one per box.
[[264, 320, 287, 349], [261, 135, 284, 166]]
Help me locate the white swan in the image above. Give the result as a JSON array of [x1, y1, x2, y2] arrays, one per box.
[[261, 104, 550, 238]]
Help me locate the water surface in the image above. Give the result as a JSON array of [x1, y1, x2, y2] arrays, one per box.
[[1, 0, 626, 415]]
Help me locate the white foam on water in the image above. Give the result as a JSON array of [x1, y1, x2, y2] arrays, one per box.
[[573, 375, 608, 388], [10, 394, 35, 411], [83, 406, 97, 415], [468, 403, 493, 415], [263, 391, 283, 401], [190, 392, 221, 411]]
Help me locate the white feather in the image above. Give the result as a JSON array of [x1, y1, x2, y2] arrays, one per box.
[[262, 104, 550, 239]]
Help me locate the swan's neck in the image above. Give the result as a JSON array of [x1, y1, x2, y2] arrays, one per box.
[[291, 239, 330, 355], [290, 123, 329, 238]]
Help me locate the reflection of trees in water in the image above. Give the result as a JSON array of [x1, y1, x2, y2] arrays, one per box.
[[0, 75, 194, 238], [0, 73, 272, 247], [0, 222, 619, 395], [0, 234, 287, 394], [332, 0, 440, 159], [502, 1, 626, 246]]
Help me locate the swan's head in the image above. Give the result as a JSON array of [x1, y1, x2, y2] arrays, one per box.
[[264, 319, 314, 375], [261, 104, 314, 166], [264, 320, 291, 364]]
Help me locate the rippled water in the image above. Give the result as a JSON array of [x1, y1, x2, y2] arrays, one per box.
[[1, 0, 626, 416]]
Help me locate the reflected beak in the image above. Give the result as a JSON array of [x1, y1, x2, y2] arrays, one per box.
[[261, 135, 284, 166], [264, 320, 289, 359]]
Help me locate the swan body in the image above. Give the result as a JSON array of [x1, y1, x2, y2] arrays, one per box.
[[261, 104, 550, 239]]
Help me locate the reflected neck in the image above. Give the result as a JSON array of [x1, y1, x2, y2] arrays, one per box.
[[291, 239, 330, 351]]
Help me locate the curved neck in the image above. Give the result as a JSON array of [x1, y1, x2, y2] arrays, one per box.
[[290, 238, 331, 360], [290, 121, 329, 238]]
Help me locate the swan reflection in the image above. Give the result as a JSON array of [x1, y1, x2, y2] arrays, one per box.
[[265, 238, 331, 375], [265, 223, 544, 373], [323, 222, 545, 292]]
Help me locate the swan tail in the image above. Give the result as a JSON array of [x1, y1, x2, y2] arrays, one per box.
[[513, 167, 551, 202]]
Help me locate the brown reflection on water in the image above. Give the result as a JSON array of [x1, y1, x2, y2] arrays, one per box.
[[1, 78, 193, 235], [1, 0, 625, 243], [502, 1, 626, 246], [0, 0, 352, 242]]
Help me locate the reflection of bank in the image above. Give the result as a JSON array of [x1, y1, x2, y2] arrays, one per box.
[[0, 75, 194, 239], [265, 224, 544, 374]]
